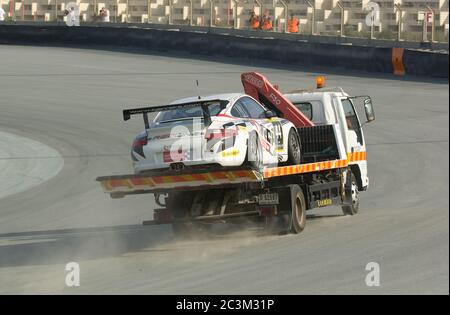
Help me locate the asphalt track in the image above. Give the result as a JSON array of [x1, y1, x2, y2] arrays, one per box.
[[0, 45, 448, 294]]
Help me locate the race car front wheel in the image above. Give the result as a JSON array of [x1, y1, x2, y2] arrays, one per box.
[[287, 128, 301, 165]]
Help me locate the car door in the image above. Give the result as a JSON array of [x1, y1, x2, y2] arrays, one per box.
[[340, 97, 368, 188], [235, 97, 281, 163]]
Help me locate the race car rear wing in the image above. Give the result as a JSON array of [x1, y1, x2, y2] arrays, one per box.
[[123, 99, 228, 128]]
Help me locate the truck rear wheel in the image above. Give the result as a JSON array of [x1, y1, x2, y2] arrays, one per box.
[[167, 192, 200, 239], [342, 174, 359, 215], [290, 185, 306, 234], [172, 222, 196, 239]]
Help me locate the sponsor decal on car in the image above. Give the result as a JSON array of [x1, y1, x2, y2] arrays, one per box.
[[149, 134, 171, 140], [221, 150, 240, 157], [163, 149, 190, 163]]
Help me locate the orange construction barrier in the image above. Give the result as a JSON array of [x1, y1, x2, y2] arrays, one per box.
[[392, 48, 405, 76]]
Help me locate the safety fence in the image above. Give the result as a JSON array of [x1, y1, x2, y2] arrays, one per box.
[[1, 0, 449, 42]]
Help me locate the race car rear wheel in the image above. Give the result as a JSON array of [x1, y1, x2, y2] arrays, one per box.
[[287, 129, 301, 165], [247, 131, 263, 171]]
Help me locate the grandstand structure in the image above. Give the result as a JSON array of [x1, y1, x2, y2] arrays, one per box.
[[2, 0, 449, 39]]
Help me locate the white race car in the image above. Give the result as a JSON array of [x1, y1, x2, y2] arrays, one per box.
[[124, 93, 301, 173]]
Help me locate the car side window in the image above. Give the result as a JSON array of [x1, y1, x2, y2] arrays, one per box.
[[231, 102, 250, 118], [239, 97, 266, 119]]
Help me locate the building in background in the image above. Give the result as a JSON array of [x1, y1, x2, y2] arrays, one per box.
[[2, 0, 449, 40]]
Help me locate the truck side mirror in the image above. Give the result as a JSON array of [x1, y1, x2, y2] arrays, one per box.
[[364, 98, 375, 123], [265, 110, 276, 118]]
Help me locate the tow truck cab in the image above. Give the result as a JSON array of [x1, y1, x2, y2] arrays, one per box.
[[284, 88, 374, 191]]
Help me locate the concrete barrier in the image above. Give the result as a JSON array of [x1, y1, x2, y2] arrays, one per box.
[[0, 24, 448, 78], [10, 21, 450, 52], [403, 49, 449, 78]]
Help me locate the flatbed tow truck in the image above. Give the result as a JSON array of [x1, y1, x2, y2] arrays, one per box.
[[96, 72, 375, 236]]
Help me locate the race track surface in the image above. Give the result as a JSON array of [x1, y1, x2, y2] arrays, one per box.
[[0, 45, 448, 294]]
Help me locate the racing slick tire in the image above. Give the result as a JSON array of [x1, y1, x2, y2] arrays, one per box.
[[289, 185, 306, 234], [246, 131, 263, 171], [286, 128, 301, 165], [342, 173, 360, 215]]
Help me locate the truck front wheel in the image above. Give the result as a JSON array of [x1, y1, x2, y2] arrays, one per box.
[[342, 174, 359, 215]]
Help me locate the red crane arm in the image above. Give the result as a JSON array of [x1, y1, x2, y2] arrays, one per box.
[[241, 72, 315, 127]]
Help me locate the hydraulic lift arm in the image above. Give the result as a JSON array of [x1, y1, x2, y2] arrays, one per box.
[[241, 72, 315, 127]]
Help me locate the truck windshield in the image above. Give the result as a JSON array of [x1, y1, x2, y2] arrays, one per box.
[[154, 101, 227, 123]]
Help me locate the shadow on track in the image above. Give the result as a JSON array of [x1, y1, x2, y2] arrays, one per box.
[[0, 224, 172, 268], [0, 213, 344, 268]]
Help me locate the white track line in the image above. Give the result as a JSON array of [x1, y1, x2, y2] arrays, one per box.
[[0, 131, 64, 200]]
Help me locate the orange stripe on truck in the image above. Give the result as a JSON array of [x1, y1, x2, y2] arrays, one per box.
[[347, 151, 367, 162], [263, 158, 349, 178], [102, 153, 367, 192], [235, 170, 253, 179]]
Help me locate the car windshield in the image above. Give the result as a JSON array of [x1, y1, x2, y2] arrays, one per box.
[[154, 101, 227, 123]]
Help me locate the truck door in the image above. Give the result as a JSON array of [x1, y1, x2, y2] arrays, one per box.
[[340, 98, 369, 190]]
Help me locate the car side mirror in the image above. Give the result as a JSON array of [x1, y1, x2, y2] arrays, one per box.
[[364, 97, 375, 123], [265, 110, 276, 118]]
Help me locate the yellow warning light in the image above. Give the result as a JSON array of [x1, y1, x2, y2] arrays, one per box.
[[316, 76, 326, 89]]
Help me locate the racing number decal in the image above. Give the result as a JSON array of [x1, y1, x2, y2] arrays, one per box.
[[272, 121, 284, 152], [264, 128, 274, 147]]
